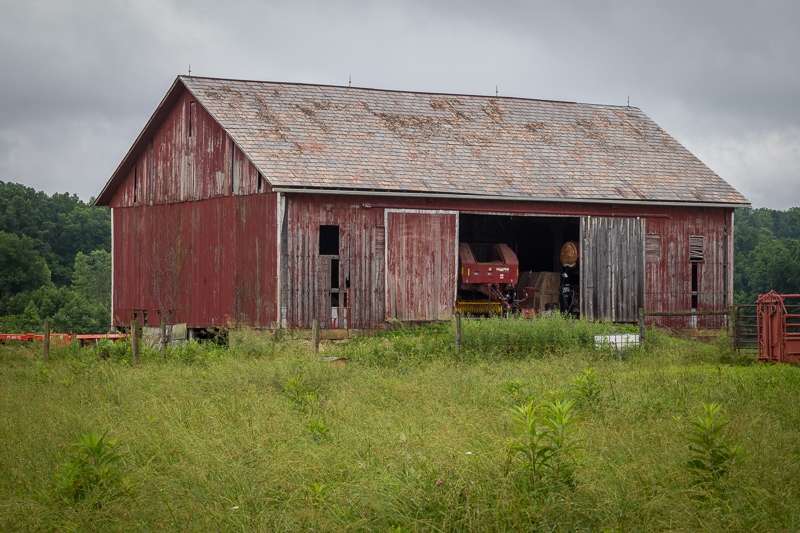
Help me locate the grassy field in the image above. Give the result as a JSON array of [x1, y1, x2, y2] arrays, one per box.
[[1, 315, 799, 532]]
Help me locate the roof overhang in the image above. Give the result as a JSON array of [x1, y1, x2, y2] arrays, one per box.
[[272, 186, 750, 209]]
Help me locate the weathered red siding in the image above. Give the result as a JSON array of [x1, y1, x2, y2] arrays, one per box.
[[109, 90, 261, 208], [282, 197, 386, 329], [385, 210, 457, 321], [645, 206, 731, 327], [112, 193, 278, 329], [107, 88, 280, 330]]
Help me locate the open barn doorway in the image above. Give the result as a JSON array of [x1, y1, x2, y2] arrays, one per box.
[[457, 214, 581, 316]]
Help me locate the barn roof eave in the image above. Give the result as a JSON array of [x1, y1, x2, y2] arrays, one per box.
[[271, 185, 750, 209]]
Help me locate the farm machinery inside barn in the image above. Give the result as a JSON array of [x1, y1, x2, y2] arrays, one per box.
[[455, 241, 580, 316]]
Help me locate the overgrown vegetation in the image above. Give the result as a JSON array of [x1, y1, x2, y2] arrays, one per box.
[[1, 316, 799, 531]]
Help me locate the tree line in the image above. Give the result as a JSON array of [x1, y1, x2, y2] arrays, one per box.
[[0, 181, 110, 333], [734, 207, 800, 304], [0, 180, 798, 333]]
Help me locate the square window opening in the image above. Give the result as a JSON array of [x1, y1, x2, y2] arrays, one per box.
[[319, 225, 339, 255]]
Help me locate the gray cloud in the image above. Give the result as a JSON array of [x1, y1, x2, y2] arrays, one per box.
[[1, 0, 798, 207]]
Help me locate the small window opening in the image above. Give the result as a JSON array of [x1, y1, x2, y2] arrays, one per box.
[[330, 258, 340, 307], [257, 172, 265, 193], [691, 263, 699, 309], [319, 225, 339, 255], [331, 259, 339, 289], [142, 309, 148, 326]]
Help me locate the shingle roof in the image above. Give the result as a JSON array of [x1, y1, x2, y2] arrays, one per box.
[[114, 76, 752, 206]]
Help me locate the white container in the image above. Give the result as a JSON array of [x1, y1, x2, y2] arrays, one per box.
[[594, 333, 640, 350]]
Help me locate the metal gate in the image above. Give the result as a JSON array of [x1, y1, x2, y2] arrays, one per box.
[[755, 291, 800, 363], [734, 304, 758, 352]]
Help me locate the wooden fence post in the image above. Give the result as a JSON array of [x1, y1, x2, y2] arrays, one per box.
[[312, 319, 321, 354], [131, 319, 139, 367], [638, 308, 645, 346], [455, 314, 461, 352], [43, 320, 50, 363]]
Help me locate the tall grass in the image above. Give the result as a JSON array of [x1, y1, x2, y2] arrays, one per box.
[[1, 317, 799, 531]]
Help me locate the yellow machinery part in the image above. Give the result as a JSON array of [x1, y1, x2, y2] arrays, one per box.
[[455, 300, 502, 315]]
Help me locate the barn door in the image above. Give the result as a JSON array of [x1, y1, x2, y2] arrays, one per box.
[[385, 210, 458, 321], [580, 216, 645, 322]]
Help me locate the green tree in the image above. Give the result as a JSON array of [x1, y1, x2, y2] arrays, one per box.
[[735, 207, 800, 303], [29, 284, 74, 319], [18, 300, 42, 333], [72, 250, 111, 309], [52, 294, 109, 334], [0, 182, 110, 286], [0, 231, 50, 309], [747, 239, 800, 297]]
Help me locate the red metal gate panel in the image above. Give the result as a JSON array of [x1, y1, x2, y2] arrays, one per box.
[[757, 291, 800, 363], [385, 210, 458, 321]]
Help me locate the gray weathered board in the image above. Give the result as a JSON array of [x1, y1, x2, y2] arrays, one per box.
[[580, 217, 645, 322]]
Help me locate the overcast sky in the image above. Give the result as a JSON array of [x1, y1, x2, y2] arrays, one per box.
[[1, 0, 798, 209]]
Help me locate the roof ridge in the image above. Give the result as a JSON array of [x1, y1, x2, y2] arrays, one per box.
[[179, 74, 638, 110]]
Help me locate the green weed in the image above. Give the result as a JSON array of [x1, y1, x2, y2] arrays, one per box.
[[33, 360, 52, 383], [506, 400, 551, 485], [502, 379, 526, 403], [569, 367, 601, 407], [54, 429, 129, 505], [306, 418, 331, 441], [686, 402, 745, 487], [506, 394, 581, 488], [284, 374, 321, 412]]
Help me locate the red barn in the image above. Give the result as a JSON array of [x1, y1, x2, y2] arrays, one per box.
[[95, 76, 749, 335]]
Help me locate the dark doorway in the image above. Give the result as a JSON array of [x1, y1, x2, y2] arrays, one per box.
[[458, 214, 579, 273]]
